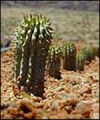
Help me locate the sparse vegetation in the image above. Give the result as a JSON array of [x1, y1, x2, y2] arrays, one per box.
[[1, 6, 99, 45]]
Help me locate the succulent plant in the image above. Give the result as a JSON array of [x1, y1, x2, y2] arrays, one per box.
[[13, 14, 53, 97], [82, 46, 96, 62], [46, 46, 62, 79], [75, 51, 85, 71], [62, 42, 76, 71]]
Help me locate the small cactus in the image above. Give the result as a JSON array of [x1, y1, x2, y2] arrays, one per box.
[[13, 14, 53, 97], [76, 51, 85, 71], [82, 46, 95, 62], [62, 42, 76, 71], [46, 46, 62, 79]]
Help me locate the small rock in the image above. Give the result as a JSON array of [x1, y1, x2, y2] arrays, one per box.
[[50, 100, 60, 110], [90, 113, 99, 119], [80, 86, 91, 95]]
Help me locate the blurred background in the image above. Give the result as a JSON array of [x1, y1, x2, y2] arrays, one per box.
[[1, 1, 99, 47]]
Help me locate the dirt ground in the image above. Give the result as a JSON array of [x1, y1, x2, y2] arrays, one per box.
[[1, 49, 99, 119]]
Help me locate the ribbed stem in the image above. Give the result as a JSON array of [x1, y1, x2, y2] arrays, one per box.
[[62, 42, 76, 71], [47, 46, 61, 79], [13, 14, 52, 97]]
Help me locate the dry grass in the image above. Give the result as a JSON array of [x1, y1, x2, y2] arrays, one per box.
[[1, 6, 99, 45]]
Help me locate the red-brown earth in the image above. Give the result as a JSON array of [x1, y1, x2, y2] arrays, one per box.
[[1, 48, 99, 119]]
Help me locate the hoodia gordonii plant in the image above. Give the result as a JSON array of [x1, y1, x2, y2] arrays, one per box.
[[13, 14, 53, 97], [75, 51, 85, 71], [82, 46, 95, 63], [62, 42, 76, 71], [46, 46, 62, 79]]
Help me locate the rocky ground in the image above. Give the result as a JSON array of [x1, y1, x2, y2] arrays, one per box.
[[1, 49, 99, 119]]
